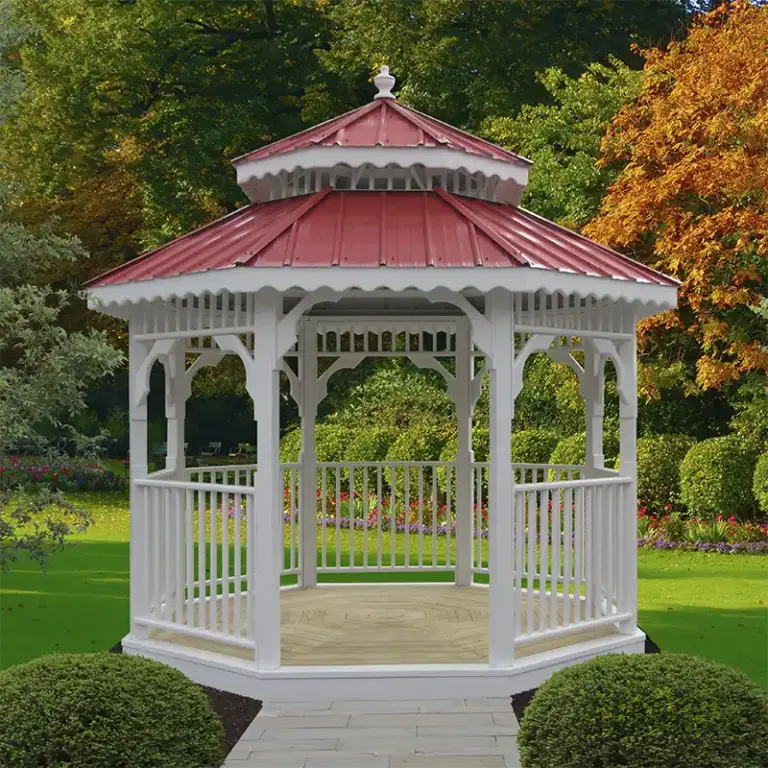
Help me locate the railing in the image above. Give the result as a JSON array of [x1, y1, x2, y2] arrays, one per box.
[[512, 474, 634, 646], [471, 463, 581, 575], [315, 461, 457, 573], [134, 461, 633, 655], [132, 477, 258, 651]]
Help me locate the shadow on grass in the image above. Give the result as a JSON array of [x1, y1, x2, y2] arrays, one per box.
[[638, 604, 768, 688]]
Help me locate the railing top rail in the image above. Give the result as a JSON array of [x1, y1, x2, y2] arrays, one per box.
[[472, 462, 583, 470], [317, 460, 455, 468], [135, 477, 258, 495], [515, 476, 632, 492], [186, 464, 258, 472]]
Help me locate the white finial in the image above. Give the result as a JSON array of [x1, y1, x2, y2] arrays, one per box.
[[374, 65, 396, 100]]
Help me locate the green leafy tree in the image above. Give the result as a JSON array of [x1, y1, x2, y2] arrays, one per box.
[[0, 32, 124, 570], [0, 0, 334, 248], [317, 0, 688, 130], [482, 58, 642, 228]]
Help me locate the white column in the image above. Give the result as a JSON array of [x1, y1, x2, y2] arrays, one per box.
[[583, 343, 605, 479], [487, 289, 516, 666], [164, 343, 187, 480], [299, 319, 318, 588], [454, 316, 474, 587], [617, 334, 638, 635], [252, 293, 282, 669], [128, 324, 150, 638]]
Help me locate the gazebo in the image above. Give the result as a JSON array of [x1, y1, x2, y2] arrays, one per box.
[[86, 66, 678, 701]]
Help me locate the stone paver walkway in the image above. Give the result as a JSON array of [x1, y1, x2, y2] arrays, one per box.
[[224, 698, 521, 768]]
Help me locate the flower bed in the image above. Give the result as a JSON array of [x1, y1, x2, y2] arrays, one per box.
[[637, 502, 768, 555], [0, 457, 128, 492]]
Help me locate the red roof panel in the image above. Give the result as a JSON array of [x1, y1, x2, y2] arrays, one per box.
[[87, 190, 675, 287], [232, 100, 530, 167]]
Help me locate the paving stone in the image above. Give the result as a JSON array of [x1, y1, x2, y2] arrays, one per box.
[[416, 700, 473, 713], [259, 702, 333, 715], [348, 712, 494, 728], [337, 736, 496, 755], [304, 756, 390, 767], [417, 725, 519, 737], [390, 757, 506, 767], [491, 712, 520, 727], [225, 758, 307, 768], [464, 698, 513, 708], [261, 727, 415, 741], [241, 739, 339, 753], [330, 699, 465, 714], [259, 714, 351, 729]]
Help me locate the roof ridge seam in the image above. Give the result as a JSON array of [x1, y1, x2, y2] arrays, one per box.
[[432, 188, 527, 267], [235, 188, 333, 266]]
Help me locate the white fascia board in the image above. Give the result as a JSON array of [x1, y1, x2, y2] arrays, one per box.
[[87, 266, 677, 320], [233, 147, 530, 190]]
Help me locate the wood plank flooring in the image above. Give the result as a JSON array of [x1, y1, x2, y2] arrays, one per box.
[[150, 585, 617, 665]]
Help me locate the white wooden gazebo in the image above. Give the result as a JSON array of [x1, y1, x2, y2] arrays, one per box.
[[87, 67, 678, 701]]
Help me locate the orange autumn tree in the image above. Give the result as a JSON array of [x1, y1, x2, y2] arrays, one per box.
[[584, 1, 768, 398]]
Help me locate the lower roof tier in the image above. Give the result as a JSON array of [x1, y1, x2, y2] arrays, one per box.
[[87, 188, 676, 289]]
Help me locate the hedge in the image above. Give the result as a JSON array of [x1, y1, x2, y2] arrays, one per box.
[[517, 653, 768, 768], [636, 434, 695, 515], [753, 451, 768, 515], [510, 428, 561, 465], [680, 435, 758, 519], [0, 653, 224, 768]]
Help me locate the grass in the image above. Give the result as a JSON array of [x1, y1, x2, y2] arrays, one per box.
[[1, 492, 766, 687]]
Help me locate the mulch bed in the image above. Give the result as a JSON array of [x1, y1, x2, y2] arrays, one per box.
[[109, 641, 262, 756], [510, 627, 661, 723]]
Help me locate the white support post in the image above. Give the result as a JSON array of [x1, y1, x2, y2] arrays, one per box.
[[454, 317, 474, 587], [251, 293, 282, 669], [582, 343, 605, 479], [487, 289, 516, 666], [164, 343, 187, 480], [617, 333, 638, 635], [128, 324, 150, 638], [299, 320, 318, 588]]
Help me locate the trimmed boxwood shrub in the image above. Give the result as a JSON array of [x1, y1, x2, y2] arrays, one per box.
[[753, 451, 768, 515], [680, 435, 758, 519], [386, 424, 451, 502], [510, 428, 561, 464], [636, 433, 695, 515], [0, 652, 224, 768], [548, 432, 620, 479], [517, 653, 768, 768]]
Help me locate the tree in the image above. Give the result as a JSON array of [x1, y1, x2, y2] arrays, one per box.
[[0, 0, 334, 249], [584, 2, 768, 400], [481, 58, 642, 228], [317, 0, 688, 130], [0, 23, 124, 569]]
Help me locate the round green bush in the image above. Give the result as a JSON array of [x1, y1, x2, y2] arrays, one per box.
[[548, 432, 620, 479], [510, 428, 561, 464], [0, 652, 224, 768], [386, 424, 451, 502], [517, 653, 768, 768], [680, 435, 758, 519], [753, 451, 768, 515], [636, 433, 695, 515]]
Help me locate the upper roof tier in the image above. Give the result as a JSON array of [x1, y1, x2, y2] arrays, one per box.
[[233, 66, 531, 205]]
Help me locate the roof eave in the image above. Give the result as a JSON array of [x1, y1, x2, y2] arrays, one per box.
[[87, 266, 677, 320]]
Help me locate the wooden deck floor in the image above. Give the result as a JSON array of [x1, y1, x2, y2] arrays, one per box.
[[150, 585, 617, 665]]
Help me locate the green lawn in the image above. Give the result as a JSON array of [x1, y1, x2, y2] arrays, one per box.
[[2, 492, 766, 687]]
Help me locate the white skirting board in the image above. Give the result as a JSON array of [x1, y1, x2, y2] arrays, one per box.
[[120, 629, 645, 702]]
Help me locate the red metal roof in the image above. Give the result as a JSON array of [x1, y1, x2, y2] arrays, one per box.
[[232, 100, 530, 168], [87, 190, 675, 287]]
